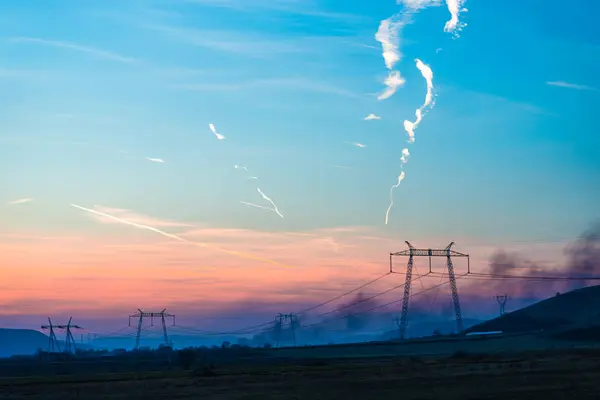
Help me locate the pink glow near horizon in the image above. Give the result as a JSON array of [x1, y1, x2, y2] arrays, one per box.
[[0, 221, 570, 330]]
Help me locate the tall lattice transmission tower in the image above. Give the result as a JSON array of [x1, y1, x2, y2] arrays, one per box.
[[129, 309, 175, 350], [390, 241, 470, 340], [275, 313, 298, 348], [41, 317, 83, 354], [57, 317, 83, 354], [41, 318, 61, 353]]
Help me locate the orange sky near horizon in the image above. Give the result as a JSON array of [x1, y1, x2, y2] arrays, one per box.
[[0, 206, 571, 321]]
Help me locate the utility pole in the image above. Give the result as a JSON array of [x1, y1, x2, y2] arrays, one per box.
[[129, 309, 175, 350], [390, 241, 469, 339], [496, 294, 509, 316], [41, 318, 61, 353]]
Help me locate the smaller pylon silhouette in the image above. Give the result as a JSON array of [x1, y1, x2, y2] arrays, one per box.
[[57, 317, 83, 354], [41, 318, 61, 353], [129, 309, 175, 350], [274, 313, 298, 347], [496, 294, 509, 316]]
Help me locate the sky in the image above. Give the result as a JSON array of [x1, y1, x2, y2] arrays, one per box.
[[0, 0, 599, 334]]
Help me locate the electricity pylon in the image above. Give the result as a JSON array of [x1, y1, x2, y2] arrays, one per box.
[[496, 294, 509, 316], [390, 241, 469, 339], [41, 318, 61, 353], [129, 309, 175, 350], [57, 317, 83, 354], [274, 313, 298, 347]]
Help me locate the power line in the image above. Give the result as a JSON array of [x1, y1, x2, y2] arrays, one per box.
[[300, 274, 467, 330], [307, 273, 431, 321], [169, 271, 397, 337], [461, 272, 600, 281], [297, 272, 392, 315]]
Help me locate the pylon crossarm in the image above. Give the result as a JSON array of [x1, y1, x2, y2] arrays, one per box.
[[392, 249, 468, 257]]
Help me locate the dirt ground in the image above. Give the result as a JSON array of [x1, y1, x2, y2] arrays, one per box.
[[0, 350, 599, 399]]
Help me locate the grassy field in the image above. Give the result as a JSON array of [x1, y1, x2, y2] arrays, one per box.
[[1, 349, 599, 399]]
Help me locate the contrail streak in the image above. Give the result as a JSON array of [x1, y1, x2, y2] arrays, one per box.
[[233, 165, 281, 218], [256, 188, 284, 219], [209, 123, 225, 140], [71, 204, 290, 268], [346, 141, 366, 148], [401, 148, 410, 163], [240, 201, 275, 212], [384, 171, 405, 225], [403, 59, 435, 143], [8, 198, 33, 205]]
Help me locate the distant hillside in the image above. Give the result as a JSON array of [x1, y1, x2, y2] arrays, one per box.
[[466, 284, 600, 334], [0, 329, 48, 358]]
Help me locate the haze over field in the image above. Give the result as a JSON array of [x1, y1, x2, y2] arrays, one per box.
[[0, 0, 598, 336]]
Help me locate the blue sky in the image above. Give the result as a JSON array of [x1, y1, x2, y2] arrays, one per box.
[[0, 0, 598, 243]]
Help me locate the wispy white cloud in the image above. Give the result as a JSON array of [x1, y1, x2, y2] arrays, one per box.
[[176, 0, 368, 21], [7, 37, 139, 64], [240, 201, 274, 212], [256, 188, 284, 219], [7, 198, 34, 205], [145, 157, 165, 163], [364, 113, 381, 120], [346, 142, 366, 148], [375, 16, 406, 70], [88, 205, 195, 228], [378, 70, 406, 100], [546, 81, 597, 91], [173, 77, 360, 98], [143, 22, 374, 61], [403, 58, 436, 143], [332, 165, 353, 169], [0, 68, 33, 78], [145, 25, 303, 57], [443, 0, 468, 36], [209, 123, 226, 140]]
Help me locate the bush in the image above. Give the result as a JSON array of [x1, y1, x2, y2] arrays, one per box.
[[450, 350, 469, 359], [194, 364, 217, 377], [177, 349, 197, 370]]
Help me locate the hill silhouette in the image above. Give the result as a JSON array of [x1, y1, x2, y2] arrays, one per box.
[[0, 329, 48, 358], [466, 284, 600, 334]]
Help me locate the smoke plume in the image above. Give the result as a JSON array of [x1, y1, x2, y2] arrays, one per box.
[[336, 292, 381, 331], [479, 222, 600, 298]]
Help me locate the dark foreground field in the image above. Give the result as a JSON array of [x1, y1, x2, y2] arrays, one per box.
[[1, 349, 599, 399]]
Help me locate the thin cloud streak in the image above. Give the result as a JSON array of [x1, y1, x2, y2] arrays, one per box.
[[7, 37, 139, 64], [546, 81, 597, 91], [178, 0, 368, 21], [71, 204, 292, 268], [240, 201, 275, 212], [145, 25, 304, 57], [7, 198, 34, 205], [173, 77, 360, 98], [346, 142, 366, 148]]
